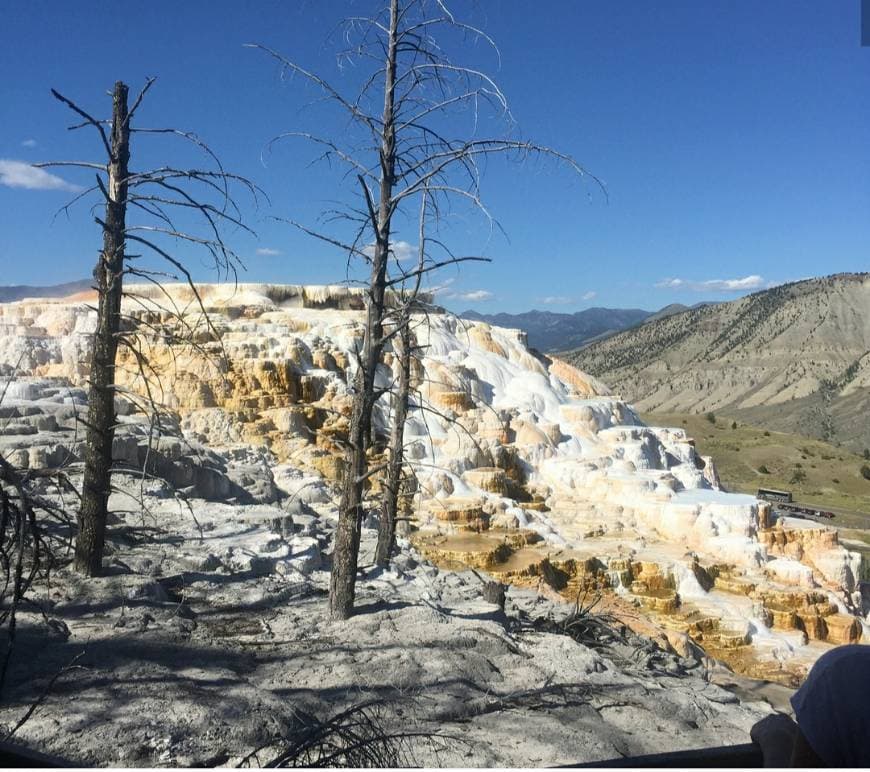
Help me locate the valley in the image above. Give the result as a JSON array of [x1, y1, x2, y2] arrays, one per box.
[[640, 412, 870, 528]]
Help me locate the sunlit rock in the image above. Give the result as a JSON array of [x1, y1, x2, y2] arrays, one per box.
[[1, 282, 864, 683]]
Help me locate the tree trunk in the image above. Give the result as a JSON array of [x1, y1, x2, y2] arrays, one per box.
[[329, 0, 399, 620], [75, 81, 129, 576], [375, 317, 412, 568]]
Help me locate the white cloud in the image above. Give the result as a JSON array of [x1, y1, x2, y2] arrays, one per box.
[[540, 295, 574, 305], [362, 240, 417, 262], [256, 247, 282, 256], [389, 240, 416, 262], [426, 280, 492, 303], [0, 159, 81, 192], [581, 291, 597, 301], [20, 139, 37, 149], [455, 289, 493, 302], [426, 277, 456, 296], [655, 274, 765, 292]]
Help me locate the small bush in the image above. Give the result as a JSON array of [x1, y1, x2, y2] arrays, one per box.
[[864, 449, 870, 460], [790, 468, 807, 485], [260, 700, 448, 767], [832, 478, 840, 484], [706, 412, 716, 424], [731, 421, 737, 430], [763, 430, 771, 437], [758, 465, 771, 475], [861, 465, 870, 481]]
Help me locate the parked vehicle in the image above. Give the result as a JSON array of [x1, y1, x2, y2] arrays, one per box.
[[757, 488, 793, 504]]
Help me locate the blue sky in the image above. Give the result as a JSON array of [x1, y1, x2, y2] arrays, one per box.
[[1, 0, 867, 313]]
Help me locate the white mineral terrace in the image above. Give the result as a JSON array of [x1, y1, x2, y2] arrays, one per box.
[[0, 283, 865, 680]]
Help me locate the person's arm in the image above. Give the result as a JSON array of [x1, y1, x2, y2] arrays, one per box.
[[750, 714, 800, 767], [789, 728, 824, 767]]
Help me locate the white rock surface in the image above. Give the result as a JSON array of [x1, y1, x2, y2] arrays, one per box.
[[0, 474, 774, 766], [0, 283, 863, 719]]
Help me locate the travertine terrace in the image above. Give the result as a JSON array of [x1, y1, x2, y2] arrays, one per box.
[[1, 283, 865, 684]]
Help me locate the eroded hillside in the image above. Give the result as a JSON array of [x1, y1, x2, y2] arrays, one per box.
[[568, 274, 870, 452]]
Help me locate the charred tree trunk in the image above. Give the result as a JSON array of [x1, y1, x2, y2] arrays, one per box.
[[329, 0, 399, 620], [375, 317, 412, 568], [75, 81, 130, 576]]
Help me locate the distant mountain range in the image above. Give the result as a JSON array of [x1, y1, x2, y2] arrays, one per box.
[[458, 303, 713, 352], [459, 307, 653, 352], [0, 279, 92, 303], [568, 273, 870, 454]]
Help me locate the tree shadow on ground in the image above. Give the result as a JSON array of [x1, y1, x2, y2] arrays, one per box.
[[0, 600, 663, 767]]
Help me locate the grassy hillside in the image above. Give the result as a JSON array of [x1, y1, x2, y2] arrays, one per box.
[[642, 411, 870, 528]]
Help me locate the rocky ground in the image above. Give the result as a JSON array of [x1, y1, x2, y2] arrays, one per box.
[[0, 463, 779, 767], [4, 285, 827, 765]]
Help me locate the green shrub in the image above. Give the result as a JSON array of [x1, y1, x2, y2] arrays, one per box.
[[705, 412, 716, 424], [731, 421, 737, 430], [832, 478, 840, 484], [763, 430, 770, 437], [758, 465, 770, 475], [861, 464, 870, 481], [864, 449, 870, 461], [790, 468, 807, 484]]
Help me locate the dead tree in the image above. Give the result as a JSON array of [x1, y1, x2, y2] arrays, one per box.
[[329, 0, 401, 617], [374, 311, 413, 567], [375, 199, 431, 568], [75, 81, 129, 576], [0, 377, 86, 736], [252, 0, 600, 618], [38, 79, 257, 577]]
